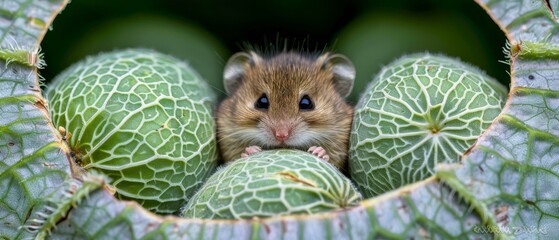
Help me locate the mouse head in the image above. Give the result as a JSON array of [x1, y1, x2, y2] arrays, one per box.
[[222, 51, 355, 148]]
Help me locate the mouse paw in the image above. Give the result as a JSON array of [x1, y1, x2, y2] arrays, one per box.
[[241, 145, 262, 158], [307, 146, 330, 162]]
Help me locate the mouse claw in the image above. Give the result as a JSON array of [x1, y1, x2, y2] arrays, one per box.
[[241, 145, 262, 158], [307, 146, 330, 162]]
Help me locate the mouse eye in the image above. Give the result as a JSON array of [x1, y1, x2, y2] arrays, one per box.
[[255, 94, 269, 110], [299, 95, 314, 111]]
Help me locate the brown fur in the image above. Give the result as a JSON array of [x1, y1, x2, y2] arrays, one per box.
[[217, 51, 353, 171]]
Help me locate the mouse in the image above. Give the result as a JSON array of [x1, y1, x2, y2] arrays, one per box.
[[216, 50, 355, 171]]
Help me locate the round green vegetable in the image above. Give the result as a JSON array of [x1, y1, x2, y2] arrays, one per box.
[[181, 149, 362, 219], [349, 53, 507, 198], [46, 49, 219, 214]]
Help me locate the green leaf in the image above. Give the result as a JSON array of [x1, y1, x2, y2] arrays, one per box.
[[46, 177, 488, 239], [0, 0, 70, 239], [437, 0, 559, 238]]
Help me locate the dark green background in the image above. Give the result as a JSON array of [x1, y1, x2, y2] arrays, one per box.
[[42, 0, 507, 103]]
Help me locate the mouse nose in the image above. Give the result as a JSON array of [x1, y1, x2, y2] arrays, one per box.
[[274, 127, 290, 142]]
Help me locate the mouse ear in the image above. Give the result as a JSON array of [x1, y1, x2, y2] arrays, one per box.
[[223, 52, 261, 94], [324, 54, 355, 98]]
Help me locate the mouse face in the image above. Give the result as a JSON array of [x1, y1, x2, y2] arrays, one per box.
[[234, 53, 345, 148], [217, 51, 355, 167]]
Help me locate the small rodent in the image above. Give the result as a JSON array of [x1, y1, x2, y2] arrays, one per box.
[[216, 50, 355, 171]]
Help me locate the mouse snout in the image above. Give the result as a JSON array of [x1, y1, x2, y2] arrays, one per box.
[[274, 126, 290, 142], [267, 119, 299, 144]]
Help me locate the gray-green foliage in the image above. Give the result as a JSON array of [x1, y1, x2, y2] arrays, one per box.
[[1, 0, 558, 239], [0, 0, 71, 239], [350, 53, 507, 197], [181, 149, 362, 219], [46, 49, 219, 214]]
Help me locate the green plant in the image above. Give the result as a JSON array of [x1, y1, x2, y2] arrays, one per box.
[[350, 53, 507, 198], [1, 0, 557, 239], [46, 49, 219, 214], [182, 149, 361, 219]]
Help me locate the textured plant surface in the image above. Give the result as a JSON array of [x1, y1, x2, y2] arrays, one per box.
[[0, 0, 71, 239], [46, 49, 219, 214], [182, 149, 362, 219], [0, 0, 558, 239], [350, 54, 507, 197]]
